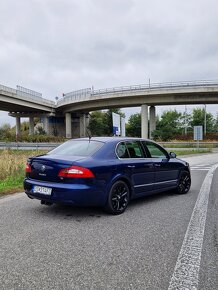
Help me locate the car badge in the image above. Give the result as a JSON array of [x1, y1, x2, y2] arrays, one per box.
[[41, 165, 46, 172]]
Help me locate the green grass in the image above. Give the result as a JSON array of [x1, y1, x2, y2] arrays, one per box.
[[0, 175, 24, 194], [172, 149, 212, 155], [0, 149, 48, 196], [162, 143, 214, 149]]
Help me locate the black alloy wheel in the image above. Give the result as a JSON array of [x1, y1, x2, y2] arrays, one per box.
[[105, 180, 130, 215], [176, 171, 191, 194]]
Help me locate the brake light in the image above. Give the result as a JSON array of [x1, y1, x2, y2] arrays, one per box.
[[25, 163, 32, 173], [58, 166, 95, 178]]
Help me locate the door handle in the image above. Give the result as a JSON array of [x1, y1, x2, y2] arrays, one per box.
[[127, 165, 135, 168], [155, 164, 161, 167], [144, 163, 154, 168]]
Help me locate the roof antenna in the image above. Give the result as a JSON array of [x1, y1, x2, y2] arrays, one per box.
[[87, 129, 92, 143]]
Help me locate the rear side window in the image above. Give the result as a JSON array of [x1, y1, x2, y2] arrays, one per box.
[[116, 142, 128, 158], [47, 140, 104, 156], [116, 141, 144, 158], [143, 141, 168, 158]]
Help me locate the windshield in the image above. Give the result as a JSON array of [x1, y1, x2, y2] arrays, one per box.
[[47, 140, 104, 156]]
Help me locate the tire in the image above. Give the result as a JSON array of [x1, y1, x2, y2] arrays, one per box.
[[175, 171, 191, 194], [105, 180, 130, 215]]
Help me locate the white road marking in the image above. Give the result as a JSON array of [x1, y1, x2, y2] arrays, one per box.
[[168, 163, 218, 290], [190, 164, 213, 171], [191, 168, 211, 171], [0, 192, 24, 204]]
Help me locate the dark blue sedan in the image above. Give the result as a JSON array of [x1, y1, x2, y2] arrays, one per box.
[[24, 137, 191, 214]]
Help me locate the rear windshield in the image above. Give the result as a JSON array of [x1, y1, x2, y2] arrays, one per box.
[[47, 140, 104, 156]]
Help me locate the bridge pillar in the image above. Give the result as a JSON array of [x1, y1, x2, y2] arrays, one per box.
[[80, 114, 87, 137], [149, 106, 156, 139], [44, 117, 49, 134], [141, 104, 148, 139], [29, 117, 34, 135], [65, 113, 72, 139], [16, 117, 21, 137]]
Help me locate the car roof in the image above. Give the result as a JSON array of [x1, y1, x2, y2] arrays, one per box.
[[71, 137, 151, 143]]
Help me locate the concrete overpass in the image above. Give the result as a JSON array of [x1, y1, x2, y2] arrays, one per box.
[[1, 80, 218, 138], [0, 84, 55, 135]]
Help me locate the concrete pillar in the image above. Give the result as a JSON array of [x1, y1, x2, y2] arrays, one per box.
[[65, 113, 72, 139], [29, 117, 34, 135], [86, 113, 90, 128], [44, 117, 49, 134], [149, 106, 156, 139], [80, 114, 86, 137], [16, 117, 21, 137], [141, 104, 148, 139]]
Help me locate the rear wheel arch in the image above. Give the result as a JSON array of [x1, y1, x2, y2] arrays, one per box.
[[104, 179, 130, 215], [109, 176, 133, 198]]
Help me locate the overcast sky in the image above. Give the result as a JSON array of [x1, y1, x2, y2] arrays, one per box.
[[1, 0, 218, 125]]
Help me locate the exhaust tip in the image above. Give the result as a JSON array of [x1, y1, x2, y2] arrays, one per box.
[[41, 200, 53, 206]]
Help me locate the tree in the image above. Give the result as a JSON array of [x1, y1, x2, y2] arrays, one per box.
[[88, 109, 125, 136], [214, 114, 218, 132], [189, 108, 215, 133], [126, 113, 141, 137], [0, 123, 12, 140], [152, 110, 183, 141], [88, 111, 107, 136]]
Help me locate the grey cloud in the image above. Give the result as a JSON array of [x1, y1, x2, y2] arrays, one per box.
[[1, 0, 218, 124]]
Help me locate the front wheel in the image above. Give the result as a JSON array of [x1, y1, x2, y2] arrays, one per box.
[[175, 171, 191, 194], [105, 180, 130, 215]]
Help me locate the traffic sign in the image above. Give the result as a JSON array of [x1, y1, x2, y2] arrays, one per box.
[[194, 126, 203, 141]]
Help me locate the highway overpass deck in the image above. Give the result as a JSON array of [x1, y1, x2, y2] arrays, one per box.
[[1, 80, 218, 138], [56, 80, 218, 112], [0, 84, 55, 113]]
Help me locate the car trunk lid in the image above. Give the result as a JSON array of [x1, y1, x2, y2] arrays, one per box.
[[27, 154, 86, 182]]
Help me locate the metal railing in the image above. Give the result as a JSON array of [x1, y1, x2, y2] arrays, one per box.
[[57, 88, 91, 106], [57, 79, 218, 107], [0, 141, 218, 150], [0, 142, 59, 150], [0, 84, 55, 106]]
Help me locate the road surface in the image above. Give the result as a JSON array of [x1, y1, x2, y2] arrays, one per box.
[[0, 153, 218, 290]]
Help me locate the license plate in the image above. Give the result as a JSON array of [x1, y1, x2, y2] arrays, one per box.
[[33, 186, 52, 195]]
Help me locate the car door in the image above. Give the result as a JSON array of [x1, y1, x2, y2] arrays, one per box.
[[142, 141, 179, 190], [116, 141, 155, 197]]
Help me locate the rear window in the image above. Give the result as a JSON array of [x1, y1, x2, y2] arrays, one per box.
[[47, 140, 104, 156]]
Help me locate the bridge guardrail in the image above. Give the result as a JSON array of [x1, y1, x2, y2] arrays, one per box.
[[0, 142, 60, 150], [57, 79, 218, 107], [0, 84, 55, 106], [0, 141, 217, 150]]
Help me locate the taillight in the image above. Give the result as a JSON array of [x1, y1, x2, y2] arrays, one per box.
[[25, 163, 32, 173], [58, 166, 95, 178]]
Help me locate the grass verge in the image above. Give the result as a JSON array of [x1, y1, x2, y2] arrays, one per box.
[[0, 149, 47, 196], [172, 149, 212, 155]]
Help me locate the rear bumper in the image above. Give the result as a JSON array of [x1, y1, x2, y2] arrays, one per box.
[[24, 178, 106, 206]]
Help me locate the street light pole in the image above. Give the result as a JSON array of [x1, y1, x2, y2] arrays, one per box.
[[204, 104, 207, 136], [184, 105, 187, 135]]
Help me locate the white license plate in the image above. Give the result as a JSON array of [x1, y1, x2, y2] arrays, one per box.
[[33, 186, 52, 195]]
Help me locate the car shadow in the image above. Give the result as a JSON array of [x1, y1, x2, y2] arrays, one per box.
[[28, 190, 178, 220], [29, 201, 107, 219], [128, 190, 177, 209]]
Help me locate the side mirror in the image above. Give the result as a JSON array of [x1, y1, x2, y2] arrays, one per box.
[[169, 152, 177, 158]]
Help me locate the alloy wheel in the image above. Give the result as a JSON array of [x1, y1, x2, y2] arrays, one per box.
[[106, 181, 130, 214], [177, 172, 191, 194]]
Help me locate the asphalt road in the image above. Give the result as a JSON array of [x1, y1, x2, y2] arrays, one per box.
[[0, 153, 218, 290]]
